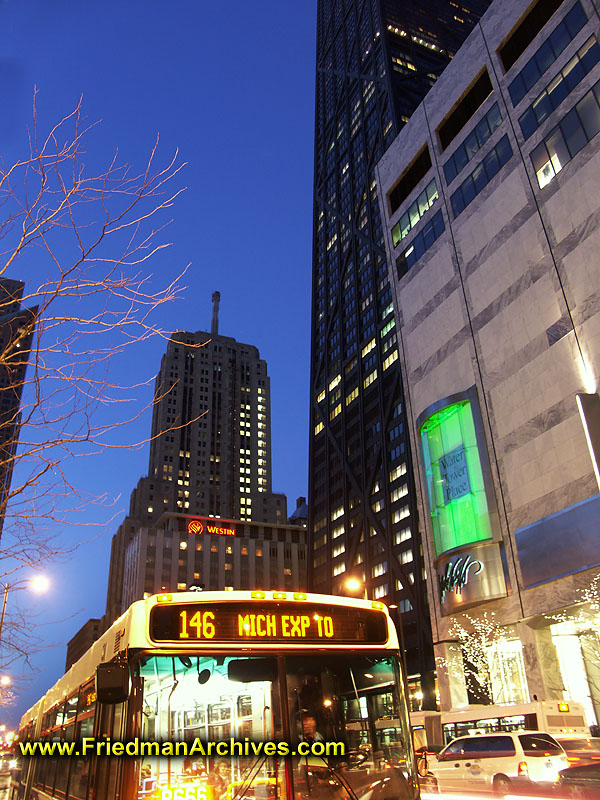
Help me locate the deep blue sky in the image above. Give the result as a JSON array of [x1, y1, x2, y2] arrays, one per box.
[[0, 0, 317, 724]]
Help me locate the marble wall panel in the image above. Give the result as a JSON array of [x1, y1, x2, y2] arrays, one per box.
[[453, 169, 528, 265]]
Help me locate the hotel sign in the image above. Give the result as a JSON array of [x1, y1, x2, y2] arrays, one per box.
[[187, 519, 235, 537]]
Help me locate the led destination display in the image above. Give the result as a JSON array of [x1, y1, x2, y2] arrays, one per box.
[[149, 602, 388, 644]]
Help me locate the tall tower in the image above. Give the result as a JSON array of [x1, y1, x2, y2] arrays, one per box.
[[308, 0, 491, 706], [145, 304, 283, 524], [104, 294, 287, 623], [0, 279, 36, 536]]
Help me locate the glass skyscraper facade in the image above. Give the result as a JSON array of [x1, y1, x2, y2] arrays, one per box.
[[309, 0, 491, 706]]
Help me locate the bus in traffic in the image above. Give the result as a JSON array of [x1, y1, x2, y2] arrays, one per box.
[[410, 699, 589, 748], [11, 590, 419, 800]]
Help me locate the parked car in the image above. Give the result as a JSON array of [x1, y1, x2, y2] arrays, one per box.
[[426, 730, 569, 794], [558, 760, 600, 798]]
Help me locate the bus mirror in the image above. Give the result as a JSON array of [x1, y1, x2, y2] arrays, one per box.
[[227, 658, 277, 683], [96, 662, 130, 704]]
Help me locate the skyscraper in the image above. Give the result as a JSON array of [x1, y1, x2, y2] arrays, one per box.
[[0, 279, 36, 536], [308, 0, 491, 706], [98, 293, 287, 626]]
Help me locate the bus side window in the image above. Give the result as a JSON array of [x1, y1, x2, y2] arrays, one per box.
[[36, 701, 64, 795], [55, 690, 79, 796], [67, 680, 96, 800]]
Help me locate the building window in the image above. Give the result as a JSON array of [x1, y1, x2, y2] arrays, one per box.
[[391, 178, 439, 245], [443, 103, 503, 184], [394, 527, 411, 545], [506, 1, 587, 104], [396, 210, 445, 277], [373, 584, 388, 600], [519, 37, 600, 140], [332, 562, 346, 577], [531, 79, 600, 188], [391, 484, 408, 503], [450, 135, 513, 217], [372, 561, 387, 578]]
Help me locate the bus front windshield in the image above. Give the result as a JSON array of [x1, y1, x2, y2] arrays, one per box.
[[136, 652, 417, 800]]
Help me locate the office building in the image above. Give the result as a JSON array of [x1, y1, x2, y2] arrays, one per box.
[[0, 279, 36, 536], [376, 0, 600, 723], [308, 0, 491, 707]]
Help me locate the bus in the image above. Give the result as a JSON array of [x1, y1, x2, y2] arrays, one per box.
[[11, 590, 419, 800], [410, 700, 590, 749]]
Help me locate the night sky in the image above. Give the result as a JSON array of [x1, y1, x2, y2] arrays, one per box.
[[0, 0, 316, 724]]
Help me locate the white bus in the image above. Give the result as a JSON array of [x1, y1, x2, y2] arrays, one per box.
[[12, 591, 420, 800], [410, 700, 589, 749]]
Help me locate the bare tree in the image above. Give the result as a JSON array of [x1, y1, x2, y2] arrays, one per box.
[[0, 94, 192, 638]]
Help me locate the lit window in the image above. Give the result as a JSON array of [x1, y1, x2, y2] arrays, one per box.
[[393, 506, 410, 523], [395, 527, 411, 545], [362, 338, 376, 358], [383, 350, 399, 370], [372, 561, 387, 578], [390, 463, 407, 482], [346, 387, 359, 405], [380, 319, 395, 338], [330, 403, 341, 420], [332, 544, 345, 558], [332, 562, 346, 577], [331, 524, 345, 539], [317, 389, 326, 402], [400, 550, 413, 564], [328, 374, 341, 392], [331, 505, 344, 521], [391, 484, 408, 503], [373, 584, 388, 599], [363, 369, 378, 389]]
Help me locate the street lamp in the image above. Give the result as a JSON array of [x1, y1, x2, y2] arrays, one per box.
[[0, 574, 50, 646], [345, 577, 368, 598]]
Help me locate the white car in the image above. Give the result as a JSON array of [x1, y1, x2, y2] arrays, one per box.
[[426, 730, 569, 794]]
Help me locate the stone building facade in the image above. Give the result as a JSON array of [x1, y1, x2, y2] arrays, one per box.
[[376, 0, 600, 723]]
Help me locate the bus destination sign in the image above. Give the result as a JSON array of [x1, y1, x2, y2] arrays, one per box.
[[149, 602, 388, 645]]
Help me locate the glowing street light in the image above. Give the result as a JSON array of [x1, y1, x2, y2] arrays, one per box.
[[345, 577, 368, 598], [0, 676, 10, 687], [0, 574, 50, 646]]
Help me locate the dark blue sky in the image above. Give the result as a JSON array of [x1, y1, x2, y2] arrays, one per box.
[[0, 0, 317, 723]]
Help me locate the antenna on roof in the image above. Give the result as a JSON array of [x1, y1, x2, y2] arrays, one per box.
[[211, 291, 220, 335]]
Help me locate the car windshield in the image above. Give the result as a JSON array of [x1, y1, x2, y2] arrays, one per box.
[[136, 653, 418, 800]]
